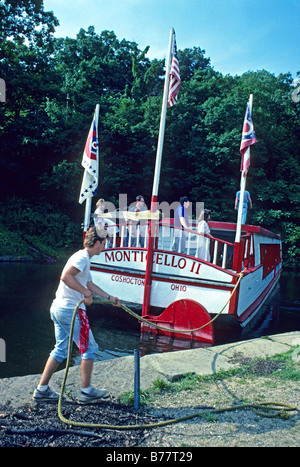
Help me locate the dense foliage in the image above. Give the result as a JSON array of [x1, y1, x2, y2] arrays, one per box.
[[0, 0, 299, 267]]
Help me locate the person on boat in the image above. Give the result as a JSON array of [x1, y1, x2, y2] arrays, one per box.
[[197, 209, 211, 261], [172, 196, 190, 253], [94, 198, 105, 224], [32, 227, 121, 404], [94, 198, 119, 247], [127, 195, 147, 247], [234, 190, 253, 224]]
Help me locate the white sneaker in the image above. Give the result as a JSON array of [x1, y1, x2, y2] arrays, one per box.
[[78, 387, 109, 404], [32, 386, 59, 401]]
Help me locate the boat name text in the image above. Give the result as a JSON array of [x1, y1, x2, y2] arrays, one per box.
[[111, 274, 187, 292], [104, 250, 201, 275]]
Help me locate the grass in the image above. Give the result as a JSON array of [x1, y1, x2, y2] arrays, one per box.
[[0, 199, 83, 263], [0, 223, 78, 263], [118, 347, 300, 407], [271, 348, 300, 381]]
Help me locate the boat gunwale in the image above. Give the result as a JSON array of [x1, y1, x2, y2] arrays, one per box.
[[90, 262, 237, 290]]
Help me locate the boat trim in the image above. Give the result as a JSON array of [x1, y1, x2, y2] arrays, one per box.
[[90, 264, 236, 292]]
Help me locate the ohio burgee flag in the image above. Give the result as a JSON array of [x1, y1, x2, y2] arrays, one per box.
[[79, 106, 99, 204]]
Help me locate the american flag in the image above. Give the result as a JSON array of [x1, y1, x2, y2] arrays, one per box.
[[168, 36, 181, 107], [240, 103, 257, 174], [79, 106, 99, 204]]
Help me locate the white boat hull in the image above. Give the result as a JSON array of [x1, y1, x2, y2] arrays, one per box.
[[91, 248, 234, 312], [90, 221, 282, 328]]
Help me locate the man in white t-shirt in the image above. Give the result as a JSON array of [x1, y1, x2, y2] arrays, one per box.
[[33, 227, 121, 404]]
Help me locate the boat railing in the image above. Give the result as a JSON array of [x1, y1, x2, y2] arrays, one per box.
[[94, 217, 235, 270], [93, 218, 149, 249], [241, 232, 254, 269], [159, 223, 234, 269]]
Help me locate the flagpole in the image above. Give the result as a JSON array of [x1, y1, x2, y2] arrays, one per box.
[[83, 197, 92, 232], [82, 103, 100, 232], [235, 94, 253, 244], [233, 94, 253, 272], [151, 27, 175, 199], [234, 168, 247, 243], [142, 28, 175, 317]]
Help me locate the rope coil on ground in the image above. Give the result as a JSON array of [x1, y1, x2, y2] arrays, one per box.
[[57, 281, 297, 430]]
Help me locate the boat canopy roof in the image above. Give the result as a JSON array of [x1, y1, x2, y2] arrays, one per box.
[[208, 221, 281, 240]]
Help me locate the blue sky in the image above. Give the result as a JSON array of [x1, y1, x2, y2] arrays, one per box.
[[43, 0, 300, 78]]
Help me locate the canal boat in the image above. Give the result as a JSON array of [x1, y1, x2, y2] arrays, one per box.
[[87, 216, 282, 344], [79, 29, 282, 344]]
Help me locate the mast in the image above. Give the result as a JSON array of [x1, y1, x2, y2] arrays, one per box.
[[83, 197, 92, 233], [233, 94, 253, 270], [235, 94, 253, 243], [80, 103, 100, 233], [142, 28, 175, 316], [151, 28, 175, 199]]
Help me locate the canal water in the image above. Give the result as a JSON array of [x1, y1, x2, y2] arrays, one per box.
[[0, 263, 299, 379]]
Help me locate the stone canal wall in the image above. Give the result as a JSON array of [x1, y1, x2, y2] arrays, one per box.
[[0, 331, 299, 409]]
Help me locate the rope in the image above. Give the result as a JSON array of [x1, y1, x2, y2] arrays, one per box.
[[57, 287, 297, 430], [113, 272, 244, 334]]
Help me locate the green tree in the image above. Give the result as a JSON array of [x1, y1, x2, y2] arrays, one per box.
[[0, 9, 299, 267], [0, 0, 59, 198]]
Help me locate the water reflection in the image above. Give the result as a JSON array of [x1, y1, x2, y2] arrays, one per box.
[[0, 263, 299, 379]]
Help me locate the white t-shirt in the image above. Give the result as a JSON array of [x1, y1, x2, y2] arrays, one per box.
[[53, 249, 92, 309]]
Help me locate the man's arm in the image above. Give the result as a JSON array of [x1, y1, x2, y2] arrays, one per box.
[[179, 216, 189, 229], [60, 266, 93, 305], [87, 281, 121, 307], [179, 206, 189, 229]]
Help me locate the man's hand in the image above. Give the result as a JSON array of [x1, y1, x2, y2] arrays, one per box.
[[110, 296, 122, 307], [84, 293, 93, 306]]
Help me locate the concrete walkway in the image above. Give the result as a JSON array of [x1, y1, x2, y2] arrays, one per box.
[[0, 331, 299, 409]]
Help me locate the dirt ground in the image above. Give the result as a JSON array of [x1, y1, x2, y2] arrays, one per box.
[[1, 345, 299, 448], [0, 399, 156, 447], [1, 371, 299, 448]]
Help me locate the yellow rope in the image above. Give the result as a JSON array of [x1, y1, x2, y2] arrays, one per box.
[[112, 272, 244, 334]]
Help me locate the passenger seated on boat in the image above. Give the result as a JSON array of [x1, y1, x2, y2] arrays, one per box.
[[171, 196, 190, 254], [127, 195, 147, 247], [197, 209, 211, 262], [94, 198, 105, 227]]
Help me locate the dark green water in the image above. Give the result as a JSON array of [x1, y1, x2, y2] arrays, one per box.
[[0, 263, 299, 378]]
